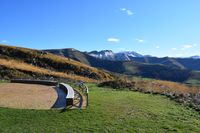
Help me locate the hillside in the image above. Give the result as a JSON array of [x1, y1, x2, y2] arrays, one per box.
[[0, 44, 114, 82], [129, 56, 200, 70], [0, 84, 199, 132], [45, 48, 191, 82]]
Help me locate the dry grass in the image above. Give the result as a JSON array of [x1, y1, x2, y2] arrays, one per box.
[[43, 53, 113, 80], [0, 44, 113, 81], [0, 58, 97, 82], [0, 44, 95, 70], [133, 79, 200, 95]]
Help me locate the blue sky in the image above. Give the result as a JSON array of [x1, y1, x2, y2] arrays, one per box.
[[0, 0, 200, 57]]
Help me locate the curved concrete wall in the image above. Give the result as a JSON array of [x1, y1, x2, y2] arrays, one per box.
[[11, 79, 58, 86]]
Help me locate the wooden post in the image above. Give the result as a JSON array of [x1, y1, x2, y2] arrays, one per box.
[[84, 85, 89, 107]]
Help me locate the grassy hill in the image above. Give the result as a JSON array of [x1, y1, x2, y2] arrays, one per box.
[[45, 48, 191, 82], [0, 84, 199, 132], [0, 44, 114, 82]]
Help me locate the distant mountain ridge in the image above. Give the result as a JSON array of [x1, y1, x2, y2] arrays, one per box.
[[86, 50, 200, 70], [88, 50, 143, 61], [88, 50, 115, 60], [88, 50, 200, 61], [45, 48, 198, 82], [190, 55, 200, 59]]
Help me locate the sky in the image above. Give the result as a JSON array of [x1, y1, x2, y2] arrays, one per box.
[[0, 0, 200, 57]]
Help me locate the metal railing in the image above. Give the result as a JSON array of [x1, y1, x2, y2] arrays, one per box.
[[76, 81, 89, 107]]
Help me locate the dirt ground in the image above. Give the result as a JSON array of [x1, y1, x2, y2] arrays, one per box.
[[0, 83, 57, 109]]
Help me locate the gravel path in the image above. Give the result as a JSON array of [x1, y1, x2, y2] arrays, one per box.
[[0, 83, 57, 109]]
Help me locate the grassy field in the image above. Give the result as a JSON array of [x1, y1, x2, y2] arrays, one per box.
[[0, 80, 9, 83], [0, 84, 200, 132], [186, 79, 200, 87]]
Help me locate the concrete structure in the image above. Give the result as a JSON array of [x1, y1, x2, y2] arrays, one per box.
[[59, 83, 75, 106]]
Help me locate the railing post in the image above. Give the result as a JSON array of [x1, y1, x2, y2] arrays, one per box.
[[84, 85, 89, 107], [77, 81, 89, 107]]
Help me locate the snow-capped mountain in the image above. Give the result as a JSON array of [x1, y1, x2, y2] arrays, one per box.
[[88, 50, 115, 60], [190, 55, 200, 59], [88, 50, 143, 61], [115, 51, 143, 61]]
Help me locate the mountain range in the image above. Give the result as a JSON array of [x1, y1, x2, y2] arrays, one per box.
[[88, 50, 143, 61], [45, 48, 200, 82], [88, 50, 200, 61], [190, 55, 200, 59], [45, 49, 200, 71], [1, 44, 199, 83], [87, 50, 200, 70]]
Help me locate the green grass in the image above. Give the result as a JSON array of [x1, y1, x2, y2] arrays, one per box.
[[0, 84, 200, 132], [186, 79, 200, 87], [0, 80, 9, 83]]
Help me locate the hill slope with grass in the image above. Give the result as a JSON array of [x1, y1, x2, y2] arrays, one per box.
[[45, 48, 191, 82], [0, 44, 113, 82], [0, 84, 199, 132]]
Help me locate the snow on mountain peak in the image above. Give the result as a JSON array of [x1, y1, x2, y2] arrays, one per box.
[[88, 50, 143, 61]]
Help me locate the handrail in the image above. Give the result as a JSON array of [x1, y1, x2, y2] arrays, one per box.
[[77, 81, 89, 107]]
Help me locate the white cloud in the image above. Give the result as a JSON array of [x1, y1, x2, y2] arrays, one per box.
[[120, 8, 126, 11], [170, 43, 198, 51], [126, 10, 133, 16], [1, 40, 8, 43], [156, 46, 160, 49], [107, 38, 120, 43], [181, 43, 198, 50], [135, 39, 144, 43], [171, 48, 177, 51], [184, 45, 193, 48], [120, 8, 134, 16], [193, 43, 198, 47]]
